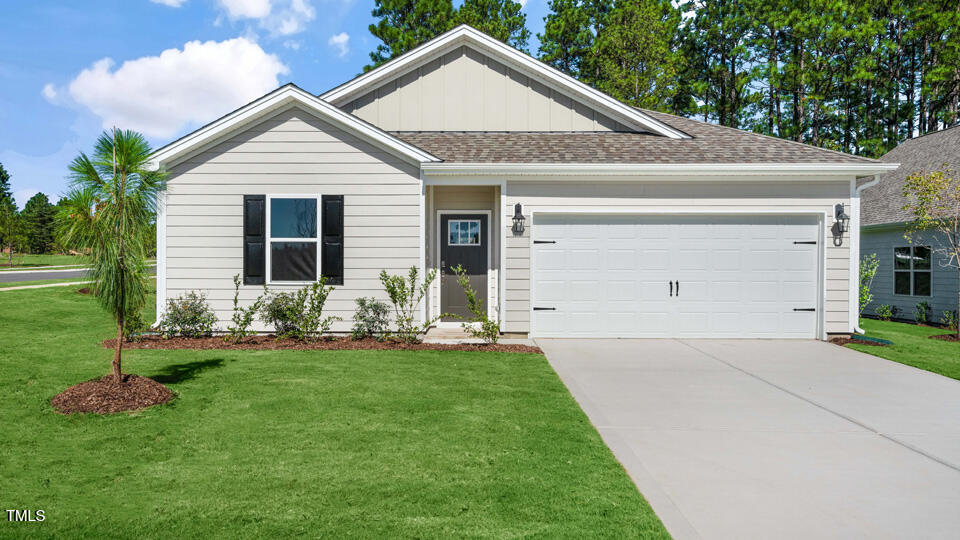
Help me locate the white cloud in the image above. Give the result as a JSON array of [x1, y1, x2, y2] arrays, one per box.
[[150, 0, 188, 6], [218, 0, 271, 18], [41, 83, 57, 102], [282, 40, 302, 50], [65, 37, 289, 139], [218, 0, 314, 36], [328, 32, 349, 58]]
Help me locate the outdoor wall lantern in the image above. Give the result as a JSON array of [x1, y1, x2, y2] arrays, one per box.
[[512, 203, 526, 235], [832, 203, 850, 246]]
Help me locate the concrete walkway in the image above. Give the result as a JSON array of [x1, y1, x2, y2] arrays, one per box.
[[539, 339, 960, 540]]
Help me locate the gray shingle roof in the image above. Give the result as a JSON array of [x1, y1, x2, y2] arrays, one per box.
[[861, 125, 960, 226], [391, 110, 877, 165]]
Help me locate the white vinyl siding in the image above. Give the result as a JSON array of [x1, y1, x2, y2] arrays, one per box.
[[163, 106, 422, 332], [501, 179, 854, 335], [341, 46, 635, 132]]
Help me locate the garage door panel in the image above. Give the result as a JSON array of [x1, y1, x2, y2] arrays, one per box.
[[532, 214, 820, 338]]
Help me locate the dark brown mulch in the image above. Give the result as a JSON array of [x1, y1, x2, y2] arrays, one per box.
[[930, 334, 960, 343], [76, 287, 92, 295], [51, 374, 174, 415], [829, 337, 887, 347], [104, 335, 543, 354]]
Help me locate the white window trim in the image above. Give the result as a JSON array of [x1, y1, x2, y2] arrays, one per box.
[[892, 245, 933, 297], [266, 194, 322, 286], [435, 210, 496, 326], [447, 219, 483, 247]]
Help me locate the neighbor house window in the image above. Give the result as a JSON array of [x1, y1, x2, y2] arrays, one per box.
[[894, 246, 931, 296], [448, 220, 481, 245], [268, 196, 319, 283]]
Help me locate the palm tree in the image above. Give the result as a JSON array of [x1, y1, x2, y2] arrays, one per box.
[[59, 129, 166, 382]]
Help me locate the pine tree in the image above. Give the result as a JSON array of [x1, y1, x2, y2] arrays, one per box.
[[0, 162, 11, 203], [22, 192, 55, 254], [538, 0, 593, 77], [366, 0, 456, 70], [455, 0, 530, 52]]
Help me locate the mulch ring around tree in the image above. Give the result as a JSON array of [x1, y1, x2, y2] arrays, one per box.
[[929, 334, 960, 343], [829, 336, 888, 347], [76, 287, 92, 295], [104, 336, 543, 354], [51, 374, 174, 415]]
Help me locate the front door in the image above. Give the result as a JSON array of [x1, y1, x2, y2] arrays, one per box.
[[440, 214, 488, 321]]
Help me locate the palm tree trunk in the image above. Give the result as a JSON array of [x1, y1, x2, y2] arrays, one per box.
[[113, 314, 124, 382]]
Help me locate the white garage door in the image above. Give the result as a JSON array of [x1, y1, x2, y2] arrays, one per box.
[[532, 214, 821, 338]]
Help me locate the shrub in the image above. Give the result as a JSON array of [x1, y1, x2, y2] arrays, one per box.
[[859, 253, 879, 315], [259, 278, 340, 341], [875, 304, 897, 322], [451, 264, 500, 344], [941, 310, 959, 332], [351, 297, 390, 340], [161, 291, 218, 338], [225, 274, 265, 344], [914, 301, 931, 324], [379, 266, 440, 343], [123, 310, 149, 342]]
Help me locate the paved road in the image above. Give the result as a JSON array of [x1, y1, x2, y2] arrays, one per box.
[[539, 339, 960, 540], [0, 265, 155, 283]]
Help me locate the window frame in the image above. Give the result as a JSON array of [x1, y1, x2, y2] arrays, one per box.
[[447, 219, 483, 247], [892, 245, 932, 297], [265, 194, 322, 285]]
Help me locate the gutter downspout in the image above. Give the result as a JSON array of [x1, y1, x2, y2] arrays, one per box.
[[851, 175, 881, 335]]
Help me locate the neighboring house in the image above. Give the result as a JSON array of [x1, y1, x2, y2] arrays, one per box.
[[860, 126, 960, 320], [150, 25, 895, 340]]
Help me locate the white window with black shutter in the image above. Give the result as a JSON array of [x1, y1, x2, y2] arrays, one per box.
[[243, 194, 344, 286]]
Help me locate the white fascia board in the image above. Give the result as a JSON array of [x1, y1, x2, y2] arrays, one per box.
[[320, 26, 689, 140], [421, 162, 902, 178], [148, 85, 439, 171]]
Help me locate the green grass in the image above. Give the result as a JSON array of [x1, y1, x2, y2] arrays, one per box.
[[0, 253, 86, 269], [0, 277, 91, 289], [0, 286, 667, 538], [848, 318, 960, 380]]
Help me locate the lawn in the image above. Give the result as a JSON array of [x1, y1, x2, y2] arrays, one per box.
[[847, 318, 960, 381], [0, 277, 91, 289], [0, 253, 86, 269], [0, 286, 668, 538]]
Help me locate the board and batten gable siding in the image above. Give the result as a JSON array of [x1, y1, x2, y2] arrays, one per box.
[[163, 107, 422, 332], [501, 179, 854, 335], [860, 227, 959, 318], [340, 45, 635, 132]]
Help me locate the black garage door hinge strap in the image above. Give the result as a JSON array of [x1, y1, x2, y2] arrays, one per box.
[[533, 240, 556, 244], [533, 307, 556, 311], [793, 308, 816, 312], [794, 241, 817, 244]]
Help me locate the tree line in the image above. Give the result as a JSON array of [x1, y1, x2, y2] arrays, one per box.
[[367, 0, 960, 158]]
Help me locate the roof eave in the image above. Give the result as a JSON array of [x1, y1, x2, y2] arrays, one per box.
[[421, 162, 902, 177]]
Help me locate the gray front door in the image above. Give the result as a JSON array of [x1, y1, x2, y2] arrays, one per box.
[[440, 214, 488, 321]]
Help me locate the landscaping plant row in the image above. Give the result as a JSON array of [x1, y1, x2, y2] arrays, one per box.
[[131, 266, 509, 349]]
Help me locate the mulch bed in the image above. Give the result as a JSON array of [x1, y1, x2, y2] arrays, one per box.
[[829, 337, 887, 347], [929, 334, 960, 343], [105, 335, 543, 354], [76, 287, 92, 295], [51, 374, 174, 415]]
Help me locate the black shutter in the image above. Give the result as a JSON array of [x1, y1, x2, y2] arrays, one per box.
[[243, 195, 266, 285], [321, 195, 344, 285]]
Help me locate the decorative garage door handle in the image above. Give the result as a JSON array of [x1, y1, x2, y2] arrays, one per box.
[[669, 281, 673, 297], [676, 281, 679, 297]]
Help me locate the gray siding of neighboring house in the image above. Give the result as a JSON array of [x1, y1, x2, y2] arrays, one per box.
[[339, 45, 634, 132], [860, 226, 959, 320], [163, 105, 422, 332]]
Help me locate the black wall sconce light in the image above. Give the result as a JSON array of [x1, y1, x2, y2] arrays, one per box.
[[832, 203, 850, 246], [512, 203, 525, 235]]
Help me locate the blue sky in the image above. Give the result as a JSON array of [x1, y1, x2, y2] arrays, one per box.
[[0, 0, 549, 208]]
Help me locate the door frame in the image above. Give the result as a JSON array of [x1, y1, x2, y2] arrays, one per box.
[[435, 209, 495, 327], [528, 210, 827, 340]]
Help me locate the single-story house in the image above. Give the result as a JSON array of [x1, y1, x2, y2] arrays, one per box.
[[860, 126, 959, 320], [149, 25, 897, 340]]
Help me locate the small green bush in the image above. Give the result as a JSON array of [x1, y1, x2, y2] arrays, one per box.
[[451, 264, 500, 344], [225, 274, 265, 344], [351, 297, 390, 340], [941, 310, 959, 332], [875, 304, 897, 322], [914, 301, 931, 324], [379, 266, 439, 344], [161, 291, 218, 338], [259, 278, 340, 341], [123, 310, 149, 342]]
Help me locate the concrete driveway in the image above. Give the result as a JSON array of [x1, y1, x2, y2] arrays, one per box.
[[539, 339, 960, 540]]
